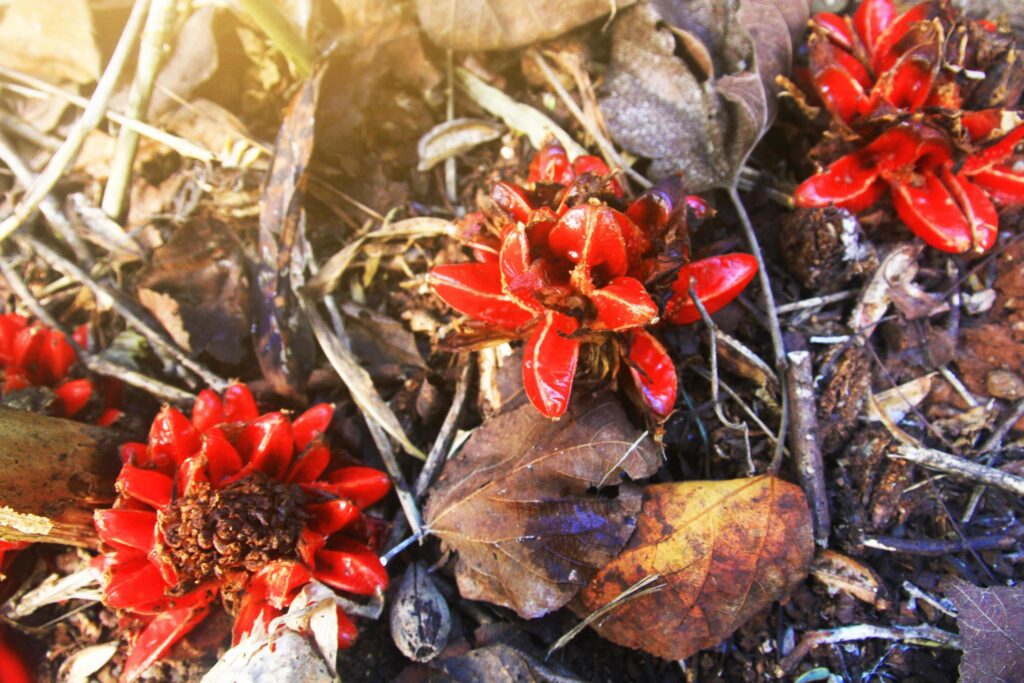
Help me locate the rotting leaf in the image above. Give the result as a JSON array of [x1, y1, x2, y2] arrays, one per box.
[[252, 66, 322, 400], [390, 562, 451, 663], [435, 643, 581, 683], [341, 302, 426, 380], [414, 0, 636, 51], [948, 579, 1024, 683], [425, 394, 661, 618], [600, 0, 808, 191], [136, 216, 250, 366], [572, 476, 813, 660]]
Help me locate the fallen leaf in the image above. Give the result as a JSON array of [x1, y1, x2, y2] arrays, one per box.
[[414, 0, 635, 51], [573, 476, 813, 660], [811, 549, 888, 609], [866, 374, 936, 425], [436, 643, 581, 683], [0, 0, 100, 84], [58, 642, 118, 683], [136, 217, 251, 366], [148, 6, 220, 119], [425, 394, 661, 618], [341, 302, 426, 378], [600, 0, 808, 190], [417, 118, 504, 172], [948, 579, 1024, 683], [390, 562, 451, 663], [849, 244, 921, 339]]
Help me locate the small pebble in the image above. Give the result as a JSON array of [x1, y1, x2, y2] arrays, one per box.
[[986, 369, 1024, 400]]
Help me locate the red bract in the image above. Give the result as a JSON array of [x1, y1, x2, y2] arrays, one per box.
[[428, 144, 757, 420], [795, 0, 1024, 253], [94, 384, 391, 681]]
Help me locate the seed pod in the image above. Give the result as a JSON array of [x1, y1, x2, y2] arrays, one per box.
[[389, 562, 451, 662]]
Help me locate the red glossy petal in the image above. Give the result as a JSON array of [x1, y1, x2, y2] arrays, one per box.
[[869, 23, 940, 113], [95, 509, 157, 553], [191, 389, 224, 432], [667, 254, 759, 325], [890, 167, 998, 253], [853, 0, 896, 53], [119, 442, 149, 467], [177, 454, 210, 498], [324, 467, 392, 509], [293, 403, 334, 451], [962, 122, 1024, 175], [589, 277, 659, 331], [103, 558, 167, 610], [97, 408, 123, 427], [970, 165, 1024, 206], [307, 498, 361, 536], [41, 330, 76, 384], [870, 2, 931, 74], [522, 312, 579, 419], [297, 528, 326, 568], [813, 12, 856, 50], [116, 465, 173, 509], [0, 630, 31, 683], [54, 378, 92, 417], [200, 430, 244, 487], [222, 384, 259, 423], [808, 35, 871, 124], [572, 155, 624, 196], [499, 225, 547, 312], [0, 314, 27, 364], [286, 445, 330, 484], [627, 329, 677, 419], [528, 144, 572, 185], [548, 204, 630, 287], [148, 406, 201, 469], [314, 540, 388, 596], [238, 413, 294, 478], [336, 607, 358, 649], [122, 602, 211, 682], [428, 262, 538, 329], [232, 595, 280, 645], [251, 559, 313, 610], [794, 152, 885, 211], [491, 181, 534, 224]]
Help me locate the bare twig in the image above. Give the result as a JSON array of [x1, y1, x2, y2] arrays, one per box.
[[978, 395, 1024, 455], [777, 623, 960, 675], [728, 187, 788, 471], [890, 445, 1024, 497], [20, 236, 227, 391], [444, 50, 457, 204], [689, 281, 745, 432], [102, 0, 177, 220], [415, 358, 472, 500], [364, 418, 423, 538], [0, 110, 61, 151], [786, 350, 830, 547], [0, 0, 152, 242], [776, 290, 858, 314], [863, 526, 1024, 557], [0, 131, 91, 262]]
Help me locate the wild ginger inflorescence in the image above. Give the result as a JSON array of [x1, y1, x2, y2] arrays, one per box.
[[794, 0, 1024, 253], [428, 143, 757, 420], [93, 383, 392, 681]]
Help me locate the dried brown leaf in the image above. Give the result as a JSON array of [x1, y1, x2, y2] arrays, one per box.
[[425, 394, 661, 618], [948, 579, 1024, 683], [414, 0, 636, 51], [600, 0, 808, 190], [0, 0, 100, 84], [436, 643, 581, 683], [573, 476, 813, 660]]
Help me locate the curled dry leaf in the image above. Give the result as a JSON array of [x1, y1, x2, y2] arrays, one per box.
[[600, 0, 809, 190], [948, 579, 1024, 683], [425, 394, 661, 618], [811, 549, 888, 609], [390, 562, 451, 663], [417, 118, 504, 172], [849, 244, 921, 339], [415, 0, 636, 51], [572, 476, 813, 660]]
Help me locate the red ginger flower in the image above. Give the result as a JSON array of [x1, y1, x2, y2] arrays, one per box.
[[93, 384, 391, 681], [428, 144, 757, 419], [794, 0, 1024, 253]]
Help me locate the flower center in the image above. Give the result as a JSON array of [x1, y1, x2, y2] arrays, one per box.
[[159, 473, 306, 586]]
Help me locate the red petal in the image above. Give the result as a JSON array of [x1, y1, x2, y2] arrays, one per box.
[[970, 165, 1024, 206], [191, 389, 224, 432], [0, 630, 31, 683], [667, 254, 759, 325], [54, 378, 92, 417], [238, 413, 294, 478], [429, 262, 538, 329], [297, 528, 326, 568], [314, 540, 388, 596], [490, 181, 534, 224], [794, 152, 885, 211], [286, 445, 330, 484], [307, 498, 361, 536], [324, 467, 392, 508], [0, 314, 27, 364], [222, 384, 259, 423], [95, 509, 157, 553], [890, 166, 998, 253], [232, 595, 280, 645], [122, 602, 211, 682], [813, 12, 856, 50], [962, 122, 1024, 175], [869, 22, 940, 113], [116, 465, 173, 509], [119, 442, 149, 467], [148, 406, 201, 469], [572, 155, 624, 196], [177, 455, 210, 497], [251, 559, 313, 610], [42, 330, 76, 384], [337, 608, 358, 649], [589, 277, 658, 331], [808, 35, 871, 124], [870, 2, 931, 74], [293, 403, 334, 451], [853, 0, 896, 53], [627, 329, 677, 419], [103, 558, 167, 610], [200, 430, 244, 487], [528, 144, 572, 185], [522, 312, 579, 419], [548, 204, 630, 288]]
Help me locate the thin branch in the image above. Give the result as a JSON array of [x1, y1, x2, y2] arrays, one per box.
[[786, 350, 830, 547], [890, 445, 1024, 497], [863, 526, 1024, 557], [0, 0, 152, 242], [777, 623, 960, 675], [688, 281, 745, 432]]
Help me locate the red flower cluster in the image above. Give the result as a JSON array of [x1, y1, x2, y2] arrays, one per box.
[[429, 144, 757, 419], [794, 0, 1024, 253], [0, 313, 100, 419], [94, 384, 391, 681]]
